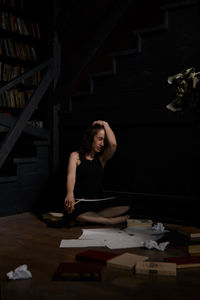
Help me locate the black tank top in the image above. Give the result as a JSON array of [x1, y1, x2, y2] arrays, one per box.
[[74, 157, 104, 199]]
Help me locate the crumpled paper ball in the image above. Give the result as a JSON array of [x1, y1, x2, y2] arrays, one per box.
[[145, 240, 170, 251], [152, 223, 165, 232], [7, 264, 32, 280]]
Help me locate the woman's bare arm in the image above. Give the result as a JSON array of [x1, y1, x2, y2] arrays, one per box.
[[93, 120, 117, 166], [64, 151, 79, 213]]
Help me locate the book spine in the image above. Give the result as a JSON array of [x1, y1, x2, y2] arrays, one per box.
[[176, 263, 200, 269], [188, 245, 200, 255], [135, 262, 176, 276]]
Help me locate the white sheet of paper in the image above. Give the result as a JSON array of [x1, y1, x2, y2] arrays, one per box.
[[105, 238, 145, 249], [59, 226, 169, 250], [78, 228, 148, 249], [60, 239, 105, 248], [79, 228, 131, 241]]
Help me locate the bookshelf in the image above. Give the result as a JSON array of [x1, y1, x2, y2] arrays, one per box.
[[0, 0, 42, 132]]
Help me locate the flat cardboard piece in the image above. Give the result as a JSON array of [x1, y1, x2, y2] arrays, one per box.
[[107, 252, 148, 270]]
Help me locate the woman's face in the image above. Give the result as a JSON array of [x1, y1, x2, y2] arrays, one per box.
[[91, 129, 105, 153]]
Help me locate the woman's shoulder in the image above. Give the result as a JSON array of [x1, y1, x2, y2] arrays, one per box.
[[70, 151, 79, 157], [69, 151, 81, 165]]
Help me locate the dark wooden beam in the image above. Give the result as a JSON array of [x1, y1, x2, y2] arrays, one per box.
[[0, 59, 53, 96], [0, 113, 50, 140]]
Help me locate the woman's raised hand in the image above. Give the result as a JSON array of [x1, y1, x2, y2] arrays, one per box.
[[92, 120, 107, 126]]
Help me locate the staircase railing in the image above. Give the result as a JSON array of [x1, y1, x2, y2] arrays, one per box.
[[0, 33, 61, 169]]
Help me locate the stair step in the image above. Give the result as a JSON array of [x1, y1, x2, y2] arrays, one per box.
[[0, 176, 17, 183], [0, 134, 49, 177], [161, 0, 198, 10], [134, 23, 167, 36], [33, 140, 50, 146], [111, 48, 139, 57], [13, 157, 37, 164], [71, 70, 115, 98], [90, 70, 114, 78], [72, 90, 93, 98]]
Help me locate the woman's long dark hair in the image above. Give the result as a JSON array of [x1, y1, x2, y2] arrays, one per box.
[[78, 124, 105, 162]]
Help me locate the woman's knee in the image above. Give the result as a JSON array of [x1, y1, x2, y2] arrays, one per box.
[[76, 214, 86, 223], [75, 212, 96, 223]]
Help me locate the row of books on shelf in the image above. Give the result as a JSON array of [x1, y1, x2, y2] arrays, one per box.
[[0, 0, 24, 9], [0, 38, 38, 62], [0, 62, 41, 84], [0, 88, 33, 108], [0, 12, 40, 39]]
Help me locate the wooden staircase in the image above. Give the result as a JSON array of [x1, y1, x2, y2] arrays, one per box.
[[65, 0, 199, 118], [67, 0, 168, 96], [0, 139, 49, 216], [0, 39, 60, 215]]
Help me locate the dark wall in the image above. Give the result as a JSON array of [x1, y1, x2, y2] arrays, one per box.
[[56, 1, 200, 222]]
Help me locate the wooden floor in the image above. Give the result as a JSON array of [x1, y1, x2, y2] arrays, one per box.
[[0, 212, 200, 300]]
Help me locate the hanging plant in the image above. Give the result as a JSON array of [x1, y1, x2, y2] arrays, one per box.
[[166, 67, 200, 113]]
